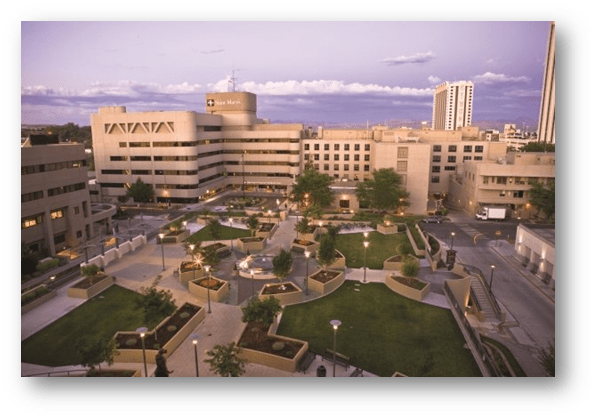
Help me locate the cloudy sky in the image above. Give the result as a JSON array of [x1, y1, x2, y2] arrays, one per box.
[[21, 21, 551, 127]]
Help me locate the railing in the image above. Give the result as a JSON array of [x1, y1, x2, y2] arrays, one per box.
[[461, 264, 503, 320], [23, 369, 89, 377]]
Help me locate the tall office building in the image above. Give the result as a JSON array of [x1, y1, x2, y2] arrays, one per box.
[[432, 81, 474, 131], [537, 21, 555, 144]]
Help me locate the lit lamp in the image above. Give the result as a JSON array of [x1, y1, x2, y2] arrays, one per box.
[[268, 210, 272, 224], [204, 265, 212, 314], [363, 241, 369, 283], [450, 231, 456, 250], [489, 265, 496, 291], [190, 333, 201, 377], [330, 320, 342, 377], [188, 244, 195, 262], [304, 251, 311, 295], [229, 218, 234, 250], [136, 327, 148, 377], [158, 233, 165, 271]]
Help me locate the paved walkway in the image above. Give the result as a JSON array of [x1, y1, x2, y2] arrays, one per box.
[[21, 212, 507, 377]]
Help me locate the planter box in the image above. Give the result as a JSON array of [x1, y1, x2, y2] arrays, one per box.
[[113, 303, 205, 364], [327, 250, 346, 270], [236, 236, 266, 253], [383, 255, 405, 271], [259, 282, 303, 305], [308, 269, 345, 295], [159, 229, 190, 244], [188, 275, 230, 302], [21, 285, 57, 314], [237, 322, 309, 373], [255, 223, 278, 239], [179, 261, 204, 284], [385, 274, 430, 302], [67, 274, 114, 299], [377, 223, 398, 235], [290, 239, 319, 254], [202, 242, 232, 258]]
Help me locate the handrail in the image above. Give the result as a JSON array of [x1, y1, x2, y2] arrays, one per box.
[[461, 264, 502, 319], [23, 368, 89, 377]]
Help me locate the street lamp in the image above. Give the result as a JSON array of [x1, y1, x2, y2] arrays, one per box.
[[268, 210, 272, 224], [450, 231, 456, 250], [250, 269, 255, 298], [229, 218, 234, 250], [188, 244, 195, 262], [363, 241, 369, 283], [136, 327, 148, 377], [158, 233, 165, 271], [489, 265, 496, 291], [204, 265, 212, 314], [330, 320, 342, 377], [304, 251, 311, 295], [190, 333, 201, 377]]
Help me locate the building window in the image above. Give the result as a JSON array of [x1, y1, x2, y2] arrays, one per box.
[[431, 176, 440, 183], [313, 164, 319, 170], [474, 156, 483, 161], [324, 144, 329, 151], [50, 209, 64, 219], [365, 144, 370, 151], [432, 166, 440, 173], [397, 161, 407, 172], [334, 164, 339, 171], [22, 214, 43, 229], [354, 164, 360, 171], [334, 154, 339, 161], [433, 145, 442, 152], [314, 144, 320, 151], [497, 177, 507, 185], [364, 164, 370, 172], [344, 154, 350, 161], [354, 154, 359, 161], [324, 164, 329, 171], [513, 191, 524, 198], [448, 155, 456, 163], [119, 142, 127, 148], [483, 176, 489, 184], [464, 145, 472, 152], [314, 154, 319, 161], [110, 156, 128, 161], [304, 144, 310, 151], [463, 156, 472, 162], [354, 144, 360, 151], [475, 145, 484, 153], [433, 155, 441, 162], [364, 154, 370, 161], [448, 145, 457, 152], [398, 147, 408, 158], [130, 156, 152, 161], [304, 153, 310, 161], [344, 144, 350, 151], [344, 164, 349, 171], [444, 166, 456, 171], [334, 144, 340, 151], [324, 154, 329, 161]]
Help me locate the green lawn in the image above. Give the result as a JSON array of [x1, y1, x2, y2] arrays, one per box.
[[334, 231, 413, 269], [186, 224, 251, 245], [276, 282, 482, 377], [21, 285, 161, 367]]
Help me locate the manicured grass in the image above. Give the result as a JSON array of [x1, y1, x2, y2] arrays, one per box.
[[186, 224, 252, 245], [334, 231, 413, 269], [276, 282, 482, 377], [21, 285, 162, 367]]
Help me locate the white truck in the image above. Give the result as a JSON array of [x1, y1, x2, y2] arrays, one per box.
[[475, 206, 507, 221]]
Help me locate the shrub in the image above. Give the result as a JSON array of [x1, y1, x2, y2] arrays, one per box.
[[401, 256, 420, 278], [272, 342, 285, 351], [36, 258, 60, 273], [81, 264, 101, 278]]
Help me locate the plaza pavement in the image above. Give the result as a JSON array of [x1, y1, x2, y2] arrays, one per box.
[[22, 209, 528, 377]]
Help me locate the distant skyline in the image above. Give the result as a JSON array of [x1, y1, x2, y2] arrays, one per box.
[[21, 21, 551, 128]]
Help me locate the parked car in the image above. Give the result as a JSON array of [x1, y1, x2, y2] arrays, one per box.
[[422, 216, 443, 223]]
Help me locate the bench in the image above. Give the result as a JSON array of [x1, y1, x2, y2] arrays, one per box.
[[323, 349, 350, 370], [298, 351, 316, 374], [349, 368, 363, 377]]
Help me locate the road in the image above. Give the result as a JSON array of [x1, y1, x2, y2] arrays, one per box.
[[422, 214, 555, 351]]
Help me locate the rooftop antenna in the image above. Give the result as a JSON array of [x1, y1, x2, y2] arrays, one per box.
[[228, 70, 237, 92]]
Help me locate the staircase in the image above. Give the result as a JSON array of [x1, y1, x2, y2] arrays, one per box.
[[469, 276, 500, 322]]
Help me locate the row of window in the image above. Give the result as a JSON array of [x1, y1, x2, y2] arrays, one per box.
[[22, 182, 86, 202], [109, 149, 299, 162], [433, 145, 484, 153], [304, 143, 371, 152], [21, 159, 87, 175], [21, 208, 64, 229], [433, 155, 483, 163], [312, 164, 370, 172], [118, 138, 301, 148], [305, 153, 371, 162]]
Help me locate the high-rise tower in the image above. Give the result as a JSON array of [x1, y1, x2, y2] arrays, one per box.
[[537, 21, 555, 144], [432, 81, 474, 130]]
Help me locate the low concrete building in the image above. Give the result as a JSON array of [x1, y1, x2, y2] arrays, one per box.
[[514, 224, 555, 290]]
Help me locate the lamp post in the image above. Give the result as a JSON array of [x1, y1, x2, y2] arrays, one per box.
[[229, 217, 234, 250], [158, 233, 165, 271], [190, 333, 201, 377], [330, 320, 341, 377], [450, 231, 456, 250], [204, 265, 212, 314], [304, 251, 311, 295], [136, 327, 148, 377], [268, 210, 272, 224], [489, 265, 496, 291], [363, 241, 369, 283], [250, 269, 255, 298]]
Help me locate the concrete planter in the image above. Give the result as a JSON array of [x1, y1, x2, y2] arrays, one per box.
[[377, 223, 398, 235], [385, 274, 430, 302], [308, 269, 345, 295], [259, 282, 303, 305], [290, 239, 319, 254], [179, 261, 204, 284], [383, 255, 405, 271], [67, 274, 114, 299], [326, 250, 346, 270], [188, 274, 230, 302], [21, 285, 57, 314], [236, 236, 266, 253], [159, 229, 190, 244], [113, 303, 205, 364], [202, 242, 232, 258], [255, 223, 278, 239]]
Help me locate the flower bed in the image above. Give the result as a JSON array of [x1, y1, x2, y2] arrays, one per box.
[[256, 223, 278, 239], [159, 229, 190, 244], [259, 282, 303, 305], [21, 285, 57, 314], [290, 238, 319, 254], [179, 261, 204, 284], [236, 236, 266, 252], [67, 274, 114, 299], [308, 268, 345, 295], [188, 275, 229, 302], [237, 320, 309, 373], [327, 250, 346, 270], [377, 222, 398, 235], [383, 254, 405, 271], [202, 242, 232, 258], [113, 302, 204, 363], [385, 274, 430, 301]]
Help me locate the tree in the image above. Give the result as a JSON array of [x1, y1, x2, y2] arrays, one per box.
[[356, 168, 410, 213], [81, 263, 101, 277], [246, 214, 259, 236], [272, 249, 293, 281], [126, 177, 154, 203], [303, 203, 323, 222], [21, 242, 40, 276], [326, 224, 340, 243], [295, 217, 311, 235], [207, 218, 222, 240], [520, 142, 555, 152], [318, 233, 336, 267], [76, 336, 119, 371], [200, 245, 220, 268], [538, 341, 555, 377], [204, 342, 246, 377], [401, 256, 420, 278], [241, 296, 282, 326], [135, 284, 177, 327], [290, 168, 334, 208], [528, 180, 555, 221]]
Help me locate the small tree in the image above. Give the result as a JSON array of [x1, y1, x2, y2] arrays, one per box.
[[272, 249, 293, 281], [295, 217, 311, 235], [326, 225, 340, 243], [528, 180, 555, 221], [246, 214, 259, 236], [169, 219, 183, 233], [303, 203, 323, 222], [76, 336, 119, 371], [538, 341, 555, 377], [200, 245, 220, 268], [135, 284, 176, 327], [241, 296, 282, 326], [126, 177, 154, 203], [318, 234, 336, 267], [204, 342, 246, 377], [208, 218, 222, 240], [81, 263, 101, 277], [401, 256, 420, 278]]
